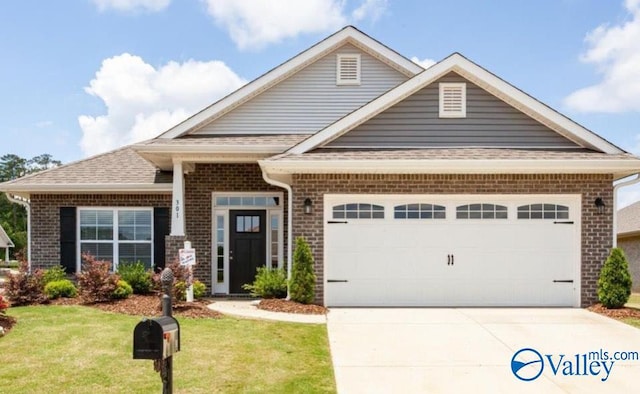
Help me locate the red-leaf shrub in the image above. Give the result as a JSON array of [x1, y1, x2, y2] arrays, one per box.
[[0, 295, 9, 314], [77, 254, 120, 303], [5, 261, 47, 306]]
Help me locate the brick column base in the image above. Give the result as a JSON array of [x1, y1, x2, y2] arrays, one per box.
[[165, 235, 187, 267]]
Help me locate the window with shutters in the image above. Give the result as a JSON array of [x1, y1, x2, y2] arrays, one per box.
[[78, 208, 153, 270], [336, 54, 361, 85], [439, 82, 466, 118]]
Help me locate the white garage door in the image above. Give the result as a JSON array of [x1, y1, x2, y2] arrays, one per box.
[[324, 195, 580, 307]]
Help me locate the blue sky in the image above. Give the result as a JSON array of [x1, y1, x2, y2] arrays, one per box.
[[2, 0, 640, 204]]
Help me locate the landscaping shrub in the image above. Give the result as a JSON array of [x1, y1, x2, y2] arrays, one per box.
[[44, 279, 78, 299], [598, 247, 632, 309], [242, 267, 287, 298], [193, 280, 206, 299], [117, 261, 153, 294], [112, 280, 133, 299], [152, 260, 189, 300], [76, 254, 120, 303], [43, 265, 67, 284], [5, 261, 46, 306], [289, 237, 316, 304], [0, 294, 8, 314]]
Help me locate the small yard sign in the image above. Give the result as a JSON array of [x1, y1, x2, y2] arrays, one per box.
[[179, 248, 196, 266]]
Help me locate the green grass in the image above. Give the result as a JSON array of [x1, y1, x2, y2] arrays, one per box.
[[0, 306, 335, 393], [622, 317, 640, 329], [626, 293, 640, 309]]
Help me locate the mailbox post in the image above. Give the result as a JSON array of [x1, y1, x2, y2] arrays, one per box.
[[133, 267, 179, 394]]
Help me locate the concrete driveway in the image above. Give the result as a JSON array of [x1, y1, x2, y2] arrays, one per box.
[[327, 308, 640, 393]]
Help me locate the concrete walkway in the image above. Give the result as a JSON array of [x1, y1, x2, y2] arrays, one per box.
[[207, 300, 326, 324], [327, 308, 640, 394]]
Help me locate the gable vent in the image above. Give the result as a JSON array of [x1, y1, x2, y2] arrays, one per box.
[[337, 54, 361, 85], [439, 82, 466, 118]]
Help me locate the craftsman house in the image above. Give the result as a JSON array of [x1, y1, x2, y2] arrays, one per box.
[[2, 26, 639, 307]]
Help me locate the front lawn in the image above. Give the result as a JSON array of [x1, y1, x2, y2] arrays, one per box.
[[0, 306, 335, 393], [626, 293, 640, 309]]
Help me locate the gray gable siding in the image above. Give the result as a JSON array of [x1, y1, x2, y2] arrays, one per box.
[[325, 73, 580, 149], [194, 44, 408, 135]]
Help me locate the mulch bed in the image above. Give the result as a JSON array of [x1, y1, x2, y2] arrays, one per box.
[[588, 303, 640, 319], [48, 294, 222, 319], [0, 314, 16, 335], [258, 298, 327, 315]]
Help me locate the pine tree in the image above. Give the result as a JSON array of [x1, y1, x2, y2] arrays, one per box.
[[597, 248, 632, 309], [290, 237, 316, 304]]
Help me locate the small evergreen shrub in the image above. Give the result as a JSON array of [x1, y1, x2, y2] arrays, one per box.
[[6, 261, 46, 306], [598, 247, 632, 309], [193, 280, 206, 299], [112, 280, 133, 299], [44, 279, 78, 299], [117, 261, 153, 294], [242, 267, 287, 298], [77, 254, 120, 303], [289, 237, 316, 304], [43, 265, 68, 284]]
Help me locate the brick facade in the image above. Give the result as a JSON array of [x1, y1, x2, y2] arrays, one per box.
[[291, 173, 614, 307], [30, 194, 171, 270], [183, 163, 288, 291], [617, 236, 640, 293]]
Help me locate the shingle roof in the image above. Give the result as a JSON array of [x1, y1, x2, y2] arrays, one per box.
[[0, 147, 171, 190], [271, 148, 637, 161], [618, 201, 640, 236], [137, 134, 312, 148]]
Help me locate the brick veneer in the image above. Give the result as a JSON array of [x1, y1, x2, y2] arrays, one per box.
[[291, 174, 613, 307], [165, 235, 187, 266], [183, 163, 288, 291], [30, 194, 171, 270]]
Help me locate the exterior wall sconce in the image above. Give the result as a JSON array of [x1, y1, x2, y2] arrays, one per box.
[[303, 198, 313, 215], [594, 197, 605, 214]]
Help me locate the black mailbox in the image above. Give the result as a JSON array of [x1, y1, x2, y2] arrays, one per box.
[[133, 316, 180, 360]]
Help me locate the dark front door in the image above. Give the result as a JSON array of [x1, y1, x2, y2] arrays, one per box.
[[229, 210, 267, 293]]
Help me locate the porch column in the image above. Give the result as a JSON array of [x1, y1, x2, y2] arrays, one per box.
[[171, 161, 185, 236]]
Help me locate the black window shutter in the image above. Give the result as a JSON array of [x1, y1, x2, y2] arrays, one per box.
[[59, 207, 77, 273], [154, 207, 170, 271]]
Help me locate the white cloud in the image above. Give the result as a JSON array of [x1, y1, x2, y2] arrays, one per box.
[[410, 56, 436, 69], [352, 0, 387, 22], [204, 0, 389, 50], [78, 53, 246, 157], [92, 0, 170, 12], [564, 0, 640, 112]]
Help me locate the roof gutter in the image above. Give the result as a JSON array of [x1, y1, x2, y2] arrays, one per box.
[[613, 174, 640, 248], [261, 171, 293, 300], [5, 193, 30, 271]]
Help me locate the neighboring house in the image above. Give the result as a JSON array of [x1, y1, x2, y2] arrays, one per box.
[[2, 26, 639, 307], [616, 201, 640, 292], [0, 225, 14, 262]]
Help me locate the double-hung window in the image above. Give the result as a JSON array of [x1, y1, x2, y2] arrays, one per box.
[[79, 208, 153, 270]]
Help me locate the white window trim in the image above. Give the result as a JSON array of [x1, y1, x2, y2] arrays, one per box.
[[76, 207, 154, 273], [336, 53, 361, 85], [439, 82, 466, 118], [211, 192, 284, 295]]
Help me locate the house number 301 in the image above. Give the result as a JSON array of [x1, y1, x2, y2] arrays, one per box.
[[175, 200, 181, 218]]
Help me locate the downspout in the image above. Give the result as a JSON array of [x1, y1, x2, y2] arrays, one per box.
[[261, 171, 293, 300], [613, 174, 640, 247], [6, 193, 31, 271]]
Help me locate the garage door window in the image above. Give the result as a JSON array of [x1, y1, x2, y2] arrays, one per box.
[[333, 203, 384, 219], [394, 204, 446, 219], [517, 204, 569, 219], [456, 204, 507, 219]]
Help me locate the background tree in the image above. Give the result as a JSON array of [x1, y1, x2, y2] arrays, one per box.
[[0, 153, 62, 260]]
